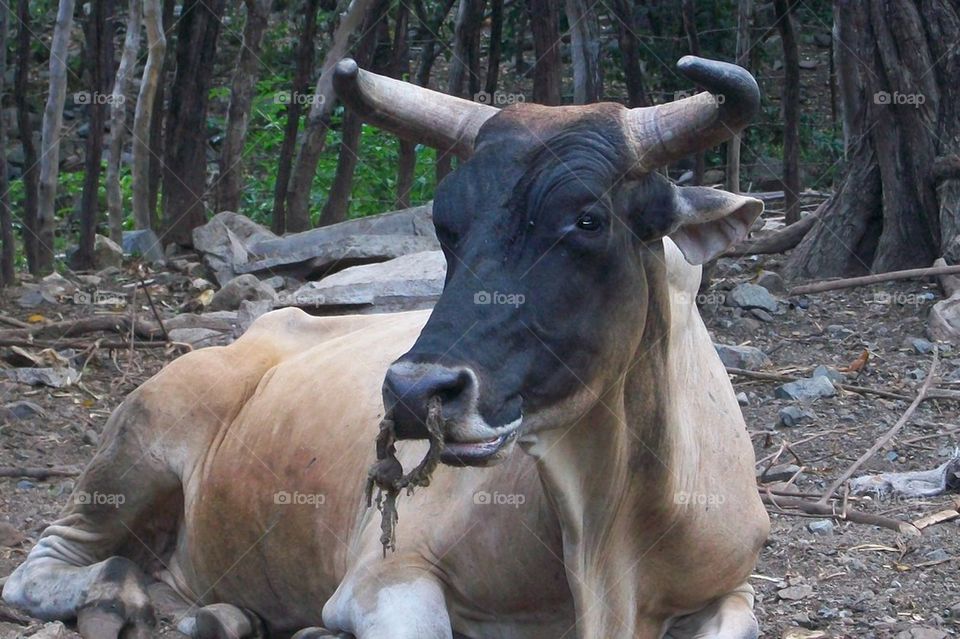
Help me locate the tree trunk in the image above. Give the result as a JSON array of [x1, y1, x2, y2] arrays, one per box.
[[36, 0, 76, 274], [413, 0, 456, 88], [774, 0, 801, 224], [681, 0, 704, 185], [435, 0, 486, 183], [786, 0, 960, 278], [285, 0, 377, 233], [725, 0, 751, 192], [106, 0, 142, 244], [215, 0, 271, 214], [75, 0, 116, 270], [389, 2, 414, 209], [0, 0, 12, 284], [610, 0, 649, 107], [318, 0, 389, 226], [527, 0, 561, 105], [15, 0, 39, 274], [147, 0, 176, 226], [484, 0, 503, 96], [565, 0, 603, 104], [272, 0, 320, 235], [161, 0, 227, 246], [133, 0, 167, 232]]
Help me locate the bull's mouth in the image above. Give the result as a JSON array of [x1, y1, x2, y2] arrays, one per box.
[[440, 419, 522, 466]]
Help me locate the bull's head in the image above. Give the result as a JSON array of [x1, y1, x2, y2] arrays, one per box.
[[335, 57, 762, 467]]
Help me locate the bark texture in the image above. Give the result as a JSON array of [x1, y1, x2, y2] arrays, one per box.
[[565, 0, 603, 104], [786, 0, 960, 278], [15, 0, 39, 273], [774, 0, 801, 224], [527, 0, 562, 105]]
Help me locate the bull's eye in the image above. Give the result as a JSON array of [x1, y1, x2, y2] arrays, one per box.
[[576, 212, 603, 231]]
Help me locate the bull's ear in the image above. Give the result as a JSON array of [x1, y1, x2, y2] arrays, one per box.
[[668, 186, 764, 265]]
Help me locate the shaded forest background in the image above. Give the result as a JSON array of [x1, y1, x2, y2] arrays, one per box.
[[1, 0, 948, 281]]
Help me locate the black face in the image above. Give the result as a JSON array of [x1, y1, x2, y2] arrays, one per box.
[[382, 104, 683, 463]]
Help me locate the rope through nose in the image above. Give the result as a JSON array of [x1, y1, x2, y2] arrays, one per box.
[[364, 396, 445, 556]]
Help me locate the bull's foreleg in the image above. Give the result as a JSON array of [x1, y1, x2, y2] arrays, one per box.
[[661, 583, 759, 639], [322, 570, 453, 639]]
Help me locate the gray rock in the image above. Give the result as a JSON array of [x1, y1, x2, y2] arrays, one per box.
[[923, 548, 950, 562], [286, 251, 446, 314], [192, 205, 437, 286], [895, 629, 947, 639], [164, 311, 238, 333], [208, 274, 276, 311], [94, 234, 124, 269], [714, 343, 771, 370], [16, 480, 35, 490], [807, 519, 834, 535], [237, 299, 275, 334], [906, 337, 935, 354], [4, 400, 46, 419], [827, 324, 855, 340], [5, 367, 79, 388], [30, 622, 70, 639], [736, 392, 749, 406], [778, 405, 817, 427], [812, 365, 844, 383], [777, 584, 814, 601], [928, 294, 960, 343], [755, 270, 786, 293], [775, 376, 835, 401], [122, 229, 166, 263], [726, 283, 779, 313], [906, 367, 927, 381], [83, 428, 99, 447]]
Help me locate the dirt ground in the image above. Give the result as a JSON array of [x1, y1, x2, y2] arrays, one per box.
[[1, 253, 958, 639]]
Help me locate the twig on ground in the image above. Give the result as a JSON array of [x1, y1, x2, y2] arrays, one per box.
[[818, 350, 939, 504], [790, 264, 960, 295], [760, 491, 920, 536], [137, 269, 169, 342], [0, 465, 83, 479]]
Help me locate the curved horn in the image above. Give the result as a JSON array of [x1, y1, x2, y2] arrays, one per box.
[[333, 58, 499, 159], [626, 56, 760, 171]]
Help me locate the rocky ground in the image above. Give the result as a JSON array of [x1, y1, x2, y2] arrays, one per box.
[[0, 227, 958, 639]]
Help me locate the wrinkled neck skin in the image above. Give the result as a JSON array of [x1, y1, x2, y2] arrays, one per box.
[[520, 252, 682, 639]]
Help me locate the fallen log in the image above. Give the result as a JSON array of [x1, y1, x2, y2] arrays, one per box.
[[0, 315, 164, 342], [789, 264, 960, 295], [0, 465, 83, 479], [760, 491, 920, 536]]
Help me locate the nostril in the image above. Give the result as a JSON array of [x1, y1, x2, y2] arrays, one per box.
[[383, 362, 476, 439]]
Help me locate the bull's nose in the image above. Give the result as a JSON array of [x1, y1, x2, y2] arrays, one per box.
[[383, 361, 475, 439]]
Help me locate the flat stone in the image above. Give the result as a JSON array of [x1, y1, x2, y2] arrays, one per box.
[[4, 367, 79, 388], [758, 463, 802, 483], [726, 283, 780, 313], [94, 234, 124, 269], [906, 337, 935, 355], [168, 327, 229, 348], [4, 400, 46, 419], [756, 270, 786, 293], [30, 622, 70, 639], [714, 343, 771, 370], [895, 629, 948, 639], [286, 250, 446, 314], [237, 299, 274, 334], [928, 294, 960, 342], [775, 376, 835, 401], [778, 405, 817, 427], [778, 584, 814, 601], [750, 308, 774, 322]]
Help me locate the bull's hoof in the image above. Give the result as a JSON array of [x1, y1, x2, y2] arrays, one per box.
[[193, 603, 266, 639], [77, 557, 157, 639]]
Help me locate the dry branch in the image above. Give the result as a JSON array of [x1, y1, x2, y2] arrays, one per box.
[[819, 351, 939, 503], [760, 491, 920, 536], [0, 465, 82, 479], [790, 264, 960, 295], [0, 315, 164, 341]]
